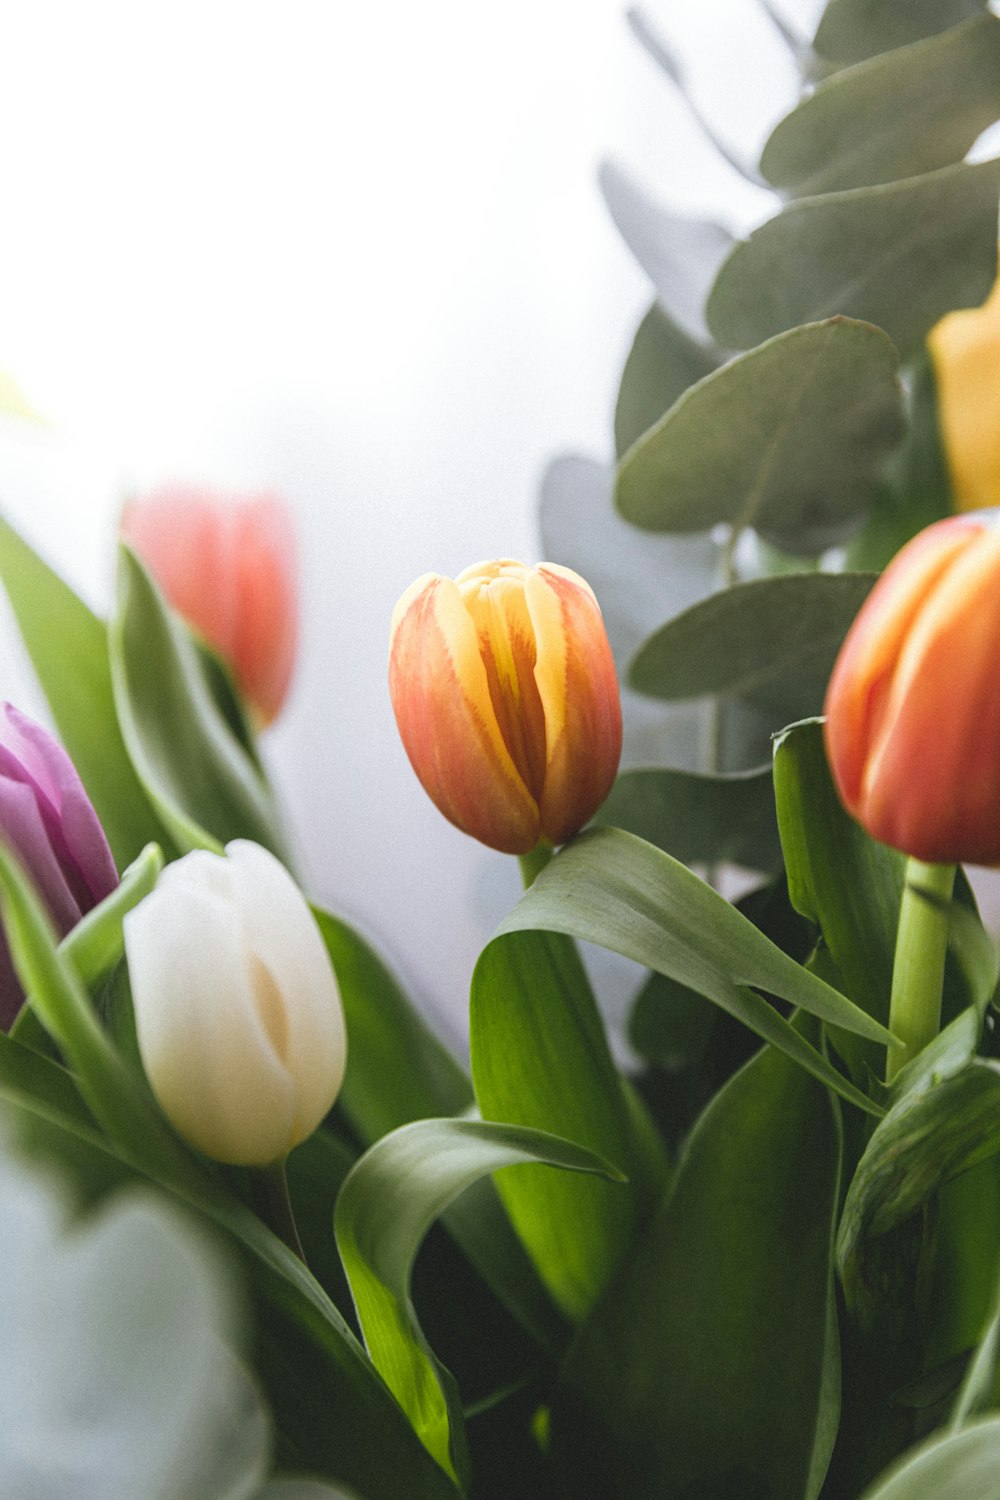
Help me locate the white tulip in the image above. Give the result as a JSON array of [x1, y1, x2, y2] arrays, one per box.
[[124, 840, 347, 1166]]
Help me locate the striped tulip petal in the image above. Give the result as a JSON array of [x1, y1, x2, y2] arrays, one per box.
[[389, 560, 622, 854]]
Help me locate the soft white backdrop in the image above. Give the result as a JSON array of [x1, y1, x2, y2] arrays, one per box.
[[0, 0, 820, 1043]]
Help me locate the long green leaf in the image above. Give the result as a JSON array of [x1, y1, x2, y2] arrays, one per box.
[[313, 907, 564, 1353], [109, 546, 289, 860], [616, 319, 904, 552], [555, 1032, 842, 1499], [334, 1118, 623, 1487], [706, 159, 1000, 360], [761, 16, 1000, 195], [838, 1061, 1000, 1331], [471, 928, 660, 1323], [496, 827, 891, 1113], [0, 512, 167, 869]]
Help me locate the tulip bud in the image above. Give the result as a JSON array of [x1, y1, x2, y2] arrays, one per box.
[[928, 273, 1000, 510], [124, 841, 346, 1166], [388, 559, 622, 854], [0, 703, 118, 1029], [119, 486, 297, 726], [824, 513, 1000, 863]]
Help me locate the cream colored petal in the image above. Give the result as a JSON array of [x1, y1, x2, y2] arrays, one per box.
[[225, 841, 346, 1147]]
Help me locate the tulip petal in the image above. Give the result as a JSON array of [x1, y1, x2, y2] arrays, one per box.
[[859, 524, 1000, 862], [824, 517, 984, 818], [528, 565, 623, 845], [225, 841, 346, 1147], [231, 500, 298, 726], [389, 574, 541, 854], [929, 277, 1000, 510], [125, 857, 298, 1165]]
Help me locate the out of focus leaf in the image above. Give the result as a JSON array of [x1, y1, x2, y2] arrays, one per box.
[[813, 0, 987, 68], [334, 1118, 622, 1486], [595, 765, 781, 872], [471, 928, 658, 1323], [599, 162, 734, 342], [0, 1044, 460, 1499], [615, 302, 720, 459], [555, 1033, 842, 1499], [0, 513, 168, 870], [630, 572, 876, 718], [616, 320, 904, 552], [859, 1415, 1000, 1498], [706, 159, 1000, 359], [496, 827, 888, 1114], [110, 547, 289, 861], [761, 16, 1000, 195]]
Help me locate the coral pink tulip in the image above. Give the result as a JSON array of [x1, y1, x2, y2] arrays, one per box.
[[120, 486, 297, 725], [389, 559, 622, 854], [824, 514, 1000, 863]]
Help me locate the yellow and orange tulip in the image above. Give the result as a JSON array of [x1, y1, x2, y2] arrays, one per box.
[[928, 272, 1000, 511], [824, 513, 1000, 864], [120, 485, 297, 726], [389, 559, 622, 854]]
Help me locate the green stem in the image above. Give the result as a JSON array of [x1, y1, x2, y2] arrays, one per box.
[[254, 1158, 307, 1263], [885, 858, 957, 1084], [518, 841, 554, 890]]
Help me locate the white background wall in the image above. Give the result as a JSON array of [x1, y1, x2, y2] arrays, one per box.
[[0, 0, 823, 1045]]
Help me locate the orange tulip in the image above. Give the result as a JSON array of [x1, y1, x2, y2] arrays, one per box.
[[824, 514, 1000, 863], [120, 486, 297, 726], [928, 272, 1000, 510], [389, 559, 622, 854]]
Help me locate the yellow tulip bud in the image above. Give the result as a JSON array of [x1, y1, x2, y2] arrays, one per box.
[[124, 841, 347, 1166], [928, 272, 1000, 510], [388, 559, 622, 854]]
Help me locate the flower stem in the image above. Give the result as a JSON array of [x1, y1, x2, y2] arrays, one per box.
[[254, 1158, 307, 1263], [885, 859, 957, 1084], [518, 841, 554, 890]]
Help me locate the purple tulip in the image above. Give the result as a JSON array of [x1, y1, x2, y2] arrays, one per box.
[[0, 703, 118, 1029]]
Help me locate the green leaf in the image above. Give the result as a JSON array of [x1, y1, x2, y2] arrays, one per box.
[[629, 572, 876, 718], [838, 1061, 1000, 1332], [109, 546, 289, 860], [497, 827, 891, 1114], [615, 301, 720, 459], [706, 160, 1000, 360], [314, 907, 565, 1354], [761, 16, 1000, 195], [814, 0, 987, 68], [471, 928, 658, 1323], [774, 718, 982, 1077], [334, 1118, 623, 1486], [0, 838, 196, 1184], [314, 908, 472, 1141], [595, 765, 781, 872], [10, 842, 163, 1055], [616, 320, 905, 552], [555, 1034, 842, 1500], [599, 162, 734, 341], [859, 1415, 1000, 1499], [0, 1051, 460, 1500], [0, 512, 168, 869]]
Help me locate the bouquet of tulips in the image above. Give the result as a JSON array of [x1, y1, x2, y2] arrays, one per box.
[[6, 3, 1000, 1497]]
